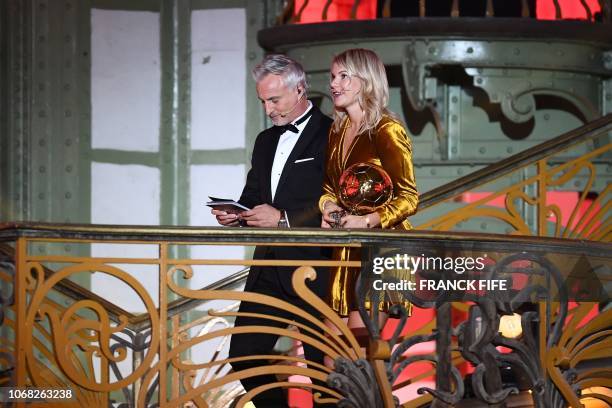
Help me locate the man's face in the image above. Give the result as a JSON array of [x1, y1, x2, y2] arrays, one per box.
[[256, 74, 301, 126]]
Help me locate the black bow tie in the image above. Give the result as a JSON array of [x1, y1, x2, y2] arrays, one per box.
[[277, 123, 299, 133], [275, 107, 313, 134]]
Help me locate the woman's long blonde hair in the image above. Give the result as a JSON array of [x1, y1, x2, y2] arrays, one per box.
[[331, 48, 398, 134]]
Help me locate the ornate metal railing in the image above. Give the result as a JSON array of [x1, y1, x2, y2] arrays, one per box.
[[0, 224, 610, 407], [414, 113, 612, 240]]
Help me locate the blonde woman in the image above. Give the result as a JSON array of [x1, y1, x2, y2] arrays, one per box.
[[320, 48, 418, 327]]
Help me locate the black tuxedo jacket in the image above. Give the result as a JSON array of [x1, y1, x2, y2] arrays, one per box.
[[239, 105, 332, 299]]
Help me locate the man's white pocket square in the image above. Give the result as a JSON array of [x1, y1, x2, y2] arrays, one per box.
[[294, 157, 315, 163]]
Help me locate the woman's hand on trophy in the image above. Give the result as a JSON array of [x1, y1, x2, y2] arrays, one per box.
[[321, 201, 344, 228], [339, 212, 380, 229], [338, 214, 366, 228]]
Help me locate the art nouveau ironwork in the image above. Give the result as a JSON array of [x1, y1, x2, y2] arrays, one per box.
[[0, 224, 610, 408]]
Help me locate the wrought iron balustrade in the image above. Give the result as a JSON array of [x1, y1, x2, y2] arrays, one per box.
[[0, 224, 610, 407], [414, 113, 612, 240]]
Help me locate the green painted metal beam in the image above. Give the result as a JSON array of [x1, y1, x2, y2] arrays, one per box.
[[1, 0, 32, 223], [160, 0, 190, 228]]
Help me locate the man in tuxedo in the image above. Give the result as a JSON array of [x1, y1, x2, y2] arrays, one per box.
[[212, 54, 332, 407]]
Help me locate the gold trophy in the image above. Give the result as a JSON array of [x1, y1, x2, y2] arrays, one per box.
[[331, 162, 393, 228]]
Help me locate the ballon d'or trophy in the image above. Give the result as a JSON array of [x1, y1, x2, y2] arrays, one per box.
[[330, 162, 393, 228]]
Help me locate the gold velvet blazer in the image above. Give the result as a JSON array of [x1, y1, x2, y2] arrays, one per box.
[[319, 115, 418, 229]]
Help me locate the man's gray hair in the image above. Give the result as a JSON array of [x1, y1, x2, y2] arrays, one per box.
[[252, 54, 309, 90]]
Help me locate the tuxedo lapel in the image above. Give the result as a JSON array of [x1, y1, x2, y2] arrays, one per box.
[[274, 109, 322, 202], [262, 129, 281, 204]]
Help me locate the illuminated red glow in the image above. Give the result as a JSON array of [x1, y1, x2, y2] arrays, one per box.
[[294, 0, 376, 23], [293, 0, 601, 22], [537, 0, 601, 20]]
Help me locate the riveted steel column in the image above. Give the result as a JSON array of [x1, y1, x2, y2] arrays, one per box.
[[245, 0, 268, 158], [159, 8, 190, 391], [76, 0, 92, 227], [61, 0, 91, 227], [27, 0, 91, 286], [160, 0, 190, 228], [0, 0, 29, 365], [1, 0, 32, 223], [30, 0, 53, 224], [1, 0, 91, 226], [245, 0, 268, 260], [29, 0, 89, 226]]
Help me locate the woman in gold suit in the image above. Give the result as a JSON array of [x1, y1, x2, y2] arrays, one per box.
[[319, 48, 418, 325]]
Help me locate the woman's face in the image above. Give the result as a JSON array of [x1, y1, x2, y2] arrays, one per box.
[[330, 62, 362, 111]]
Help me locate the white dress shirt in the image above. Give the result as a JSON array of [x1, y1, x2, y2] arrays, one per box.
[[270, 101, 313, 201]]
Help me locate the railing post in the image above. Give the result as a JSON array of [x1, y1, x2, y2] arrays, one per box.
[[432, 302, 452, 408], [133, 332, 145, 407], [537, 160, 548, 237], [159, 242, 169, 407], [171, 315, 180, 403], [14, 237, 27, 408]]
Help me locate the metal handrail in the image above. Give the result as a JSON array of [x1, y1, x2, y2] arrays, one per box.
[[418, 113, 612, 210], [1, 222, 610, 251], [0, 241, 249, 330]]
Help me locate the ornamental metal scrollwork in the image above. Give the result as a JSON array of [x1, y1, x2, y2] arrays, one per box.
[[465, 67, 600, 124], [24, 262, 160, 392], [328, 357, 388, 408], [350, 244, 610, 407], [137, 265, 350, 407], [418, 141, 611, 240]]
